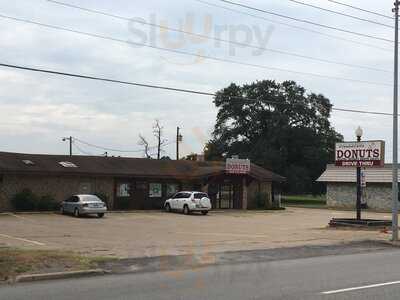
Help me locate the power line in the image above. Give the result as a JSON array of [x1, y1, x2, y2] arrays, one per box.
[[195, 0, 392, 52], [0, 63, 215, 96], [74, 137, 151, 153], [215, 0, 393, 43], [287, 0, 392, 28], [0, 62, 395, 117], [0, 15, 391, 86], [72, 141, 95, 156], [327, 0, 393, 20], [332, 107, 392, 116], [74, 137, 177, 154], [45, 0, 390, 73]]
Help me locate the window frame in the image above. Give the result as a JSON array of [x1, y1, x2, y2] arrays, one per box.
[[166, 183, 180, 197], [116, 183, 132, 198], [149, 183, 162, 198]]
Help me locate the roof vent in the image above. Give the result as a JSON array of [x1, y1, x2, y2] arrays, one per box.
[[22, 160, 35, 166], [59, 161, 78, 168]]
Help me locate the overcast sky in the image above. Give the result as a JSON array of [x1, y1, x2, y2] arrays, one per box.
[[0, 0, 396, 160]]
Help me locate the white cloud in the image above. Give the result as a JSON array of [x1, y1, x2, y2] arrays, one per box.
[[0, 0, 396, 159]]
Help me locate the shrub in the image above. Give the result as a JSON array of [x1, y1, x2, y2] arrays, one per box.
[[95, 193, 109, 207], [11, 189, 37, 211], [36, 195, 58, 211], [11, 190, 58, 211], [256, 192, 267, 209], [115, 198, 130, 210], [252, 192, 269, 209]]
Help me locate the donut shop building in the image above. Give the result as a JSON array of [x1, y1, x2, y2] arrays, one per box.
[[0, 152, 285, 211]]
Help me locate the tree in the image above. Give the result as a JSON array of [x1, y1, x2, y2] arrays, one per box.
[[153, 119, 168, 160], [138, 134, 152, 159], [205, 80, 343, 194], [184, 153, 198, 161]]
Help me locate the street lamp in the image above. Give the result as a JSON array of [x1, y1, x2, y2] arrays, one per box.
[[355, 126, 362, 220], [355, 126, 363, 142], [176, 127, 183, 160], [62, 136, 73, 157]]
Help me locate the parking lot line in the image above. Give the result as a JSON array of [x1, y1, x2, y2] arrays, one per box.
[[6, 213, 39, 223], [0, 233, 46, 246], [175, 231, 269, 238]]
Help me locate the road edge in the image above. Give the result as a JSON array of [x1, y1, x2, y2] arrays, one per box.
[[14, 269, 107, 283]]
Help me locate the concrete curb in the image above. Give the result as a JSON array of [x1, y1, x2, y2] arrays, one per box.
[[15, 269, 107, 283]]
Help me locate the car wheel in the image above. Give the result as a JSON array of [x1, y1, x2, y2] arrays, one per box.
[[183, 205, 190, 215], [201, 211, 209, 215], [97, 213, 104, 218], [165, 203, 171, 213], [74, 208, 80, 218]]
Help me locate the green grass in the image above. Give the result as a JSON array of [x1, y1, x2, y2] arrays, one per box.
[[0, 248, 111, 282], [282, 195, 326, 206]]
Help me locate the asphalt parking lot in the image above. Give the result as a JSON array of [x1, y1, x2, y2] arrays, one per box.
[[0, 208, 390, 258]]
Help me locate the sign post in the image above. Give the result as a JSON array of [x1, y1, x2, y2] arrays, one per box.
[[335, 139, 385, 221], [361, 169, 367, 208], [355, 128, 362, 220]]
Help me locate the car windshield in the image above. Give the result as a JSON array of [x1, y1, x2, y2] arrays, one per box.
[[193, 193, 208, 199], [81, 195, 102, 203]]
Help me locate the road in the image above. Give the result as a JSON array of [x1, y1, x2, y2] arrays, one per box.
[[2, 248, 400, 300]]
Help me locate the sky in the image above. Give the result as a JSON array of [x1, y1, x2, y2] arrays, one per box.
[[0, 0, 396, 160]]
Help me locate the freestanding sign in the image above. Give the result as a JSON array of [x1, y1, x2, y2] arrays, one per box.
[[335, 141, 385, 167], [226, 158, 250, 174]]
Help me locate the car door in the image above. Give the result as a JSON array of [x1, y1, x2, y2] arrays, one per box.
[[64, 196, 73, 213], [177, 192, 190, 211], [70, 196, 80, 212], [171, 193, 182, 210]]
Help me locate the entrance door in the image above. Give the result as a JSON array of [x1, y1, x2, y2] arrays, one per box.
[[219, 184, 233, 209]]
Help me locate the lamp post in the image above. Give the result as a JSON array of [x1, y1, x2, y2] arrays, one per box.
[[176, 127, 183, 160], [62, 136, 73, 157], [355, 126, 363, 220]]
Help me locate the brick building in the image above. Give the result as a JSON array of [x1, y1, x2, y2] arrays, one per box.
[[0, 152, 285, 212], [317, 164, 397, 211]]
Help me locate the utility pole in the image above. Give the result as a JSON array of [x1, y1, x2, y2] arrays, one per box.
[[176, 127, 183, 160], [393, 0, 399, 241], [62, 136, 73, 156]]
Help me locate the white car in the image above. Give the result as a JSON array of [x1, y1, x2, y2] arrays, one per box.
[[164, 191, 212, 215]]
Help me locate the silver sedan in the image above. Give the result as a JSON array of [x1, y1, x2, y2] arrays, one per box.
[[60, 194, 107, 218]]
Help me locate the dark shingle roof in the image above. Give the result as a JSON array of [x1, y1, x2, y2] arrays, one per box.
[[0, 152, 285, 182]]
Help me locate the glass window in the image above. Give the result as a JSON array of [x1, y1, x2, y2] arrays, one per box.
[[181, 192, 191, 198], [149, 183, 162, 198], [81, 195, 102, 202], [166, 184, 179, 197], [117, 183, 131, 197], [173, 193, 182, 199], [194, 193, 208, 199]]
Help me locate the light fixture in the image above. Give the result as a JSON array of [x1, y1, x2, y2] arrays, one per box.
[[355, 126, 363, 139]]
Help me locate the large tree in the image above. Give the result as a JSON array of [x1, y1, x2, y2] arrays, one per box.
[[205, 80, 343, 194]]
